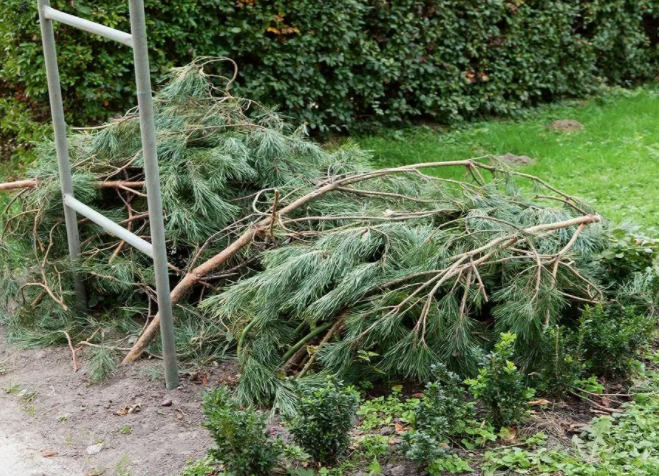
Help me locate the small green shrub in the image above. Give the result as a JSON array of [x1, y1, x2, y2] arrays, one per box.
[[286, 378, 359, 465], [536, 326, 584, 398], [579, 305, 655, 378], [465, 333, 535, 428], [402, 430, 449, 467], [402, 364, 474, 468], [201, 387, 280, 476], [413, 364, 473, 439]]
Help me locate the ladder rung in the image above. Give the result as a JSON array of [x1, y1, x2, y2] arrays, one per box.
[[43, 6, 133, 48], [64, 194, 153, 258]]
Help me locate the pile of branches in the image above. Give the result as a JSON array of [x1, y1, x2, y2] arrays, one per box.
[[0, 59, 632, 404]]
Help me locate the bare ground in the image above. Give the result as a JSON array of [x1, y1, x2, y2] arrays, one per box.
[[0, 327, 238, 476]]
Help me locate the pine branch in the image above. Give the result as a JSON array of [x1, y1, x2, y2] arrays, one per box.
[[0, 61, 620, 402], [122, 162, 599, 363], [122, 158, 485, 361]]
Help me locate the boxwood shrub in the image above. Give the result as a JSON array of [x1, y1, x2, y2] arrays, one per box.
[[0, 0, 657, 149]]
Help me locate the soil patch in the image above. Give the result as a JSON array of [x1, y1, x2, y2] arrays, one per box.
[[550, 119, 584, 132], [496, 153, 536, 165], [0, 328, 238, 476]]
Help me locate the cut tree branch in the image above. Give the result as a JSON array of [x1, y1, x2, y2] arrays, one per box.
[[0, 179, 145, 192], [0, 179, 38, 192], [114, 159, 596, 363]]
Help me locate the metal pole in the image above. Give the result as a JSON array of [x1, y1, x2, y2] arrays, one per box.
[[63, 195, 154, 259], [128, 0, 179, 389], [43, 6, 134, 47], [37, 0, 87, 311]]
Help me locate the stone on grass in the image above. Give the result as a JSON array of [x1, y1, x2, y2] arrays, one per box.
[[86, 443, 103, 455]]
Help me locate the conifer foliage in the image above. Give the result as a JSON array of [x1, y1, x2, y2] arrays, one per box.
[[0, 60, 631, 405]]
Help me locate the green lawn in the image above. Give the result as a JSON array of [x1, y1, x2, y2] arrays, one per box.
[[358, 86, 659, 230]]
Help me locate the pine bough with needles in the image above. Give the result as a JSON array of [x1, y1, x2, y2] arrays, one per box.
[[0, 59, 637, 406]]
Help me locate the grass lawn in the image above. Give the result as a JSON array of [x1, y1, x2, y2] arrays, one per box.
[[358, 86, 659, 230]]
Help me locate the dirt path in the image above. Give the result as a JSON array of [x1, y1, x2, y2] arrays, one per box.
[[1, 396, 84, 475], [0, 328, 237, 476]]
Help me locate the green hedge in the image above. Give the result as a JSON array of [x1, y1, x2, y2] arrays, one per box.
[[0, 0, 657, 149]]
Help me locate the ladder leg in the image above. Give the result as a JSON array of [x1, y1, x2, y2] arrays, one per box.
[[128, 0, 179, 389], [37, 0, 87, 312]]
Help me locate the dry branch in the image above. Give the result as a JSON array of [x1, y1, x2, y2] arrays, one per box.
[[0, 179, 38, 192], [58, 330, 78, 373], [0, 179, 145, 191]]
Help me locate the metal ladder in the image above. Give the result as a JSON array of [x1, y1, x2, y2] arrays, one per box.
[[36, 0, 178, 389]]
